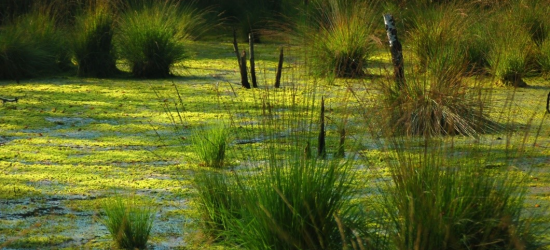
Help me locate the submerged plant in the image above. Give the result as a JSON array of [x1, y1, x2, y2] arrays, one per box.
[[102, 196, 155, 249]]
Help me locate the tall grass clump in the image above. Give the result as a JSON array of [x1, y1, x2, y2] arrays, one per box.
[[102, 196, 155, 249], [232, 155, 382, 250], [539, 39, 550, 78], [72, 2, 119, 78], [408, 2, 488, 75], [186, 83, 386, 248], [487, 17, 536, 87], [380, 138, 541, 250], [512, 0, 550, 47], [307, 0, 379, 79], [193, 170, 242, 241], [190, 123, 230, 168], [0, 6, 69, 81], [117, 1, 204, 78], [375, 62, 495, 137], [374, 5, 496, 137]]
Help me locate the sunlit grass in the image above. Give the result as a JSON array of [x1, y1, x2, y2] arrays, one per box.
[[102, 195, 155, 249]]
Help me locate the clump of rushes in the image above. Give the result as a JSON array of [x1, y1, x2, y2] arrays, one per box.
[[191, 123, 230, 168], [487, 19, 536, 87], [381, 139, 541, 250], [307, 0, 378, 79], [231, 154, 383, 250], [102, 196, 155, 250], [377, 62, 495, 137], [539, 39, 550, 78], [408, 3, 487, 76], [0, 6, 69, 81], [117, 1, 190, 78], [513, 0, 550, 47], [193, 170, 242, 241], [72, 2, 119, 78]]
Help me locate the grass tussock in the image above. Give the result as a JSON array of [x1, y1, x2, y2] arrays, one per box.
[[72, 1, 119, 78], [407, 2, 491, 76], [539, 38, 550, 78], [193, 155, 384, 249], [192, 170, 242, 241], [117, 0, 207, 78], [376, 66, 495, 137], [190, 123, 230, 169], [0, 5, 69, 81], [234, 157, 366, 250], [487, 24, 535, 87], [190, 83, 386, 249], [102, 196, 155, 249], [373, 5, 496, 137], [307, 0, 379, 79], [487, 5, 540, 87], [381, 139, 541, 250]]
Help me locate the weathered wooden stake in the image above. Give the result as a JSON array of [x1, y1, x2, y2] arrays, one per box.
[[233, 29, 242, 71], [546, 91, 550, 113], [249, 33, 258, 88], [275, 47, 284, 88], [383, 14, 405, 90], [318, 97, 326, 159], [240, 50, 251, 89]]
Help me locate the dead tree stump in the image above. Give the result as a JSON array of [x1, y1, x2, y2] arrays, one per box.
[[383, 14, 405, 90], [240, 50, 251, 89], [233, 29, 242, 72], [318, 97, 326, 159], [249, 33, 258, 88], [275, 47, 284, 88]]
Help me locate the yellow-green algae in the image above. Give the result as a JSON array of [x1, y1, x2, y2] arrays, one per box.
[[0, 41, 549, 249]]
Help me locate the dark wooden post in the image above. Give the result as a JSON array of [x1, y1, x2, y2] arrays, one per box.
[[547, 91, 550, 113], [249, 33, 258, 88], [318, 97, 326, 159], [240, 50, 251, 89], [233, 29, 242, 71], [383, 14, 405, 90], [275, 47, 284, 88]]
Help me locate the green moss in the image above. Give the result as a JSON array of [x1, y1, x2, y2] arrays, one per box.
[[6, 235, 72, 248]]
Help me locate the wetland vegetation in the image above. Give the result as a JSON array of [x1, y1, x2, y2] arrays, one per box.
[[1, 0, 550, 249]]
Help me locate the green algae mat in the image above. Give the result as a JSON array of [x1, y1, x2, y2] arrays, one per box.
[[1, 42, 550, 249]]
